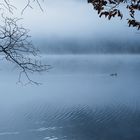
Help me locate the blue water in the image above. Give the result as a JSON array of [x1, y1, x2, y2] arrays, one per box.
[[0, 55, 140, 140]]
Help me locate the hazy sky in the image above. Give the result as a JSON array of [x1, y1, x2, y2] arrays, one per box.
[[8, 0, 140, 53]]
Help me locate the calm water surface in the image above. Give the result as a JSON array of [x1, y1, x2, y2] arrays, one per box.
[[0, 55, 140, 140]]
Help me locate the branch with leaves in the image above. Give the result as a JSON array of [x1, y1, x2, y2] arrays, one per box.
[[88, 0, 140, 30]]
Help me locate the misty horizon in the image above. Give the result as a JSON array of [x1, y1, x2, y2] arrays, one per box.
[[0, 1, 140, 140], [18, 0, 140, 55], [33, 37, 140, 54]]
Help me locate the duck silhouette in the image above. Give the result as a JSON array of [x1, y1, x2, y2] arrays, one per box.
[[110, 73, 117, 76]]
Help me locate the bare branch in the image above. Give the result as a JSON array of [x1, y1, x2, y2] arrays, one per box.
[[0, 17, 51, 85], [0, 0, 43, 15], [21, 0, 44, 15], [0, 0, 16, 14]]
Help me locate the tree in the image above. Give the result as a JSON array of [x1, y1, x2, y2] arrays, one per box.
[[88, 0, 140, 30], [0, 0, 49, 85]]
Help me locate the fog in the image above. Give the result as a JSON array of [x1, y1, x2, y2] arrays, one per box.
[[0, 55, 140, 140], [1, 55, 140, 108], [0, 1, 140, 140], [9, 0, 140, 54]]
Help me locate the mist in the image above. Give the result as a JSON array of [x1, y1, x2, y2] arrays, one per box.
[[0, 1, 140, 140], [10, 0, 140, 54]]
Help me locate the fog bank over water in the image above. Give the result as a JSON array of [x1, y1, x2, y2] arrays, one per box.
[[0, 55, 140, 140], [0, 1, 140, 139], [11, 0, 140, 54], [35, 37, 140, 54]]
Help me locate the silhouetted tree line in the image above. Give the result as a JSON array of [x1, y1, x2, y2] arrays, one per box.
[[88, 0, 140, 30]]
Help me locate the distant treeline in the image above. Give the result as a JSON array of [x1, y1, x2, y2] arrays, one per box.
[[36, 38, 140, 54]]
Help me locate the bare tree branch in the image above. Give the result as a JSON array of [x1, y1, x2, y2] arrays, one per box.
[[0, 0, 50, 85], [0, 0, 16, 14], [0, 17, 50, 85], [21, 0, 44, 15], [0, 0, 43, 15]]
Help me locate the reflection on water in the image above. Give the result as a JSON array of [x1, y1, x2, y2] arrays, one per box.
[[0, 55, 140, 140]]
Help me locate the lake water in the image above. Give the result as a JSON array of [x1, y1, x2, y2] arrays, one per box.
[[0, 54, 140, 140]]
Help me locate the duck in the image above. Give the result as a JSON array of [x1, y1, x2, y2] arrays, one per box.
[[110, 73, 117, 76]]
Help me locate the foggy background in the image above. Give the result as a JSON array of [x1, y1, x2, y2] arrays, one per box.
[[10, 0, 140, 54], [0, 1, 140, 140]]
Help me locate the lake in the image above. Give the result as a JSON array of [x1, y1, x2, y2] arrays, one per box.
[[0, 54, 140, 140]]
